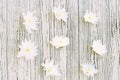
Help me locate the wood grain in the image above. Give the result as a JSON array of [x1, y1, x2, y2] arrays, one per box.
[[0, 0, 119, 80]]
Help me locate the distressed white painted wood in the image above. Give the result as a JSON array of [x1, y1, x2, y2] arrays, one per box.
[[0, 0, 119, 80]]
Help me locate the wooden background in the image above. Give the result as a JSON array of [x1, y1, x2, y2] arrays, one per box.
[[0, 0, 120, 80]]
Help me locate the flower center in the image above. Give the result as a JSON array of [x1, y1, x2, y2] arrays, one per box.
[[56, 11, 61, 17], [86, 68, 91, 73], [27, 18, 32, 23], [58, 40, 63, 46], [47, 67, 52, 72], [88, 16, 92, 20], [25, 48, 30, 53], [59, 40, 62, 43]]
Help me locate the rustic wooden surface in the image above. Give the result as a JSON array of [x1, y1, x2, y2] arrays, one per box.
[[0, 0, 120, 80]]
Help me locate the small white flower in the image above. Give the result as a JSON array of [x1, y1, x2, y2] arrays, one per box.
[[53, 7, 68, 23], [23, 11, 38, 33], [50, 36, 69, 48], [92, 40, 107, 56], [81, 63, 98, 77], [17, 39, 39, 60], [84, 12, 99, 24], [41, 59, 61, 77]]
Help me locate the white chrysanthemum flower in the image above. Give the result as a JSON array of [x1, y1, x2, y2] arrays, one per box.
[[23, 11, 38, 33], [81, 63, 98, 77], [53, 7, 68, 23], [50, 36, 69, 48], [17, 39, 39, 60], [41, 59, 61, 77], [84, 12, 99, 24], [92, 40, 107, 56]]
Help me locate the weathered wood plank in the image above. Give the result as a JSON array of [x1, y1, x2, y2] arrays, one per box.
[[67, 0, 79, 80], [0, 0, 119, 80]]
